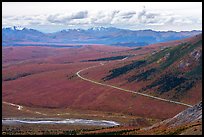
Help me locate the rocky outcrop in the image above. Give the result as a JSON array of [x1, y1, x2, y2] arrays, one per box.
[[143, 102, 202, 131], [166, 101, 202, 127]]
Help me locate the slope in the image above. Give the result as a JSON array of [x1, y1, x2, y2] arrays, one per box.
[[99, 33, 202, 105]]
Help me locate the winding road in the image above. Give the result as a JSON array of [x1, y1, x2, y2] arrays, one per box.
[[2, 101, 48, 116], [2, 56, 193, 124], [76, 58, 193, 108], [3, 101, 23, 110]]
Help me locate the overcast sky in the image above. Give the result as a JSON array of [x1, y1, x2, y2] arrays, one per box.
[[2, 2, 202, 33]]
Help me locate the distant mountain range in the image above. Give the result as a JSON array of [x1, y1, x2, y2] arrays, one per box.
[[2, 26, 202, 47]]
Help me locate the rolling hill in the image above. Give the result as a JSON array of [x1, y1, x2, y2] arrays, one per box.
[[2, 31, 202, 135], [2, 33, 201, 120], [97, 33, 202, 105], [77, 102, 202, 135]]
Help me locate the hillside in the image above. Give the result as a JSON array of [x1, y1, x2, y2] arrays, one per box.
[[97, 33, 202, 104], [77, 102, 202, 135], [128, 101, 202, 135], [2, 32, 202, 135], [3, 42, 191, 120], [3, 34, 201, 120]]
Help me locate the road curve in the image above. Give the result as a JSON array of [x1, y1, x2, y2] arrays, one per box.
[[76, 59, 193, 108], [3, 101, 23, 110], [2, 101, 48, 116]]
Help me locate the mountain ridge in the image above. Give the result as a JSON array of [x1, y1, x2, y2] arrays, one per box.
[[2, 26, 202, 47], [2, 26, 202, 33]]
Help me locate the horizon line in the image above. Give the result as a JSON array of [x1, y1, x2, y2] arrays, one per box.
[[2, 25, 202, 34]]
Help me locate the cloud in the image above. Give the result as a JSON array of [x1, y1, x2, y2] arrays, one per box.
[[117, 11, 136, 19], [47, 14, 65, 24], [87, 10, 119, 26], [70, 11, 88, 19], [2, 14, 48, 27], [47, 11, 88, 24], [2, 8, 202, 32], [136, 7, 162, 24], [28, 20, 43, 25]]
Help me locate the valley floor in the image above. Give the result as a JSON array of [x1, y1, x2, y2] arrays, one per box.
[[2, 35, 202, 135]]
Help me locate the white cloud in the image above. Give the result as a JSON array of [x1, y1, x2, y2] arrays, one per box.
[[47, 11, 88, 25], [2, 2, 202, 32]]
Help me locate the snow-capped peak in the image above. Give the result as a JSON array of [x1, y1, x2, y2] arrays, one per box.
[[76, 28, 82, 31], [12, 26, 25, 30], [73, 28, 83, 32], [62, 28, 83, 32], [3, 26, 26, 31], [89, 26, 107, 31]]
